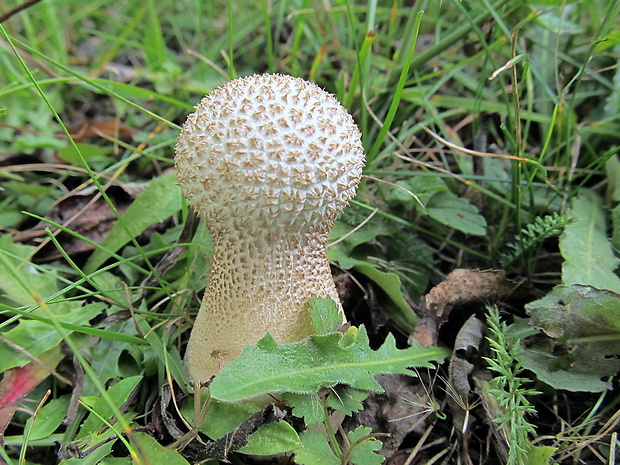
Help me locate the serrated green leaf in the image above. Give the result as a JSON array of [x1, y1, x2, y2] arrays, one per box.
[[209, 328, 449, 402], [131, 432, 190, 465], [85, 173, 182, 274], [524, 445, 557, 465], [560, 189, 620, 292], [294, 429, 340, 465], [426, 191, 487, 236], [347, 426, 384, 465], [325, 386, 368, 416], [237, 420, 301, 455], [309, 296, 342, 335], [282, 392, 325, 424]]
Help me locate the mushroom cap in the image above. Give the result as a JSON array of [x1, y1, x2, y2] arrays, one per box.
[[175, 73, 365, 233]]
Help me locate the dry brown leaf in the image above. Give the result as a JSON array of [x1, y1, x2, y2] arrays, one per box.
[[66, 119, 135, 142], [14, 192, 129, 261], [410, 269, 517, 346]]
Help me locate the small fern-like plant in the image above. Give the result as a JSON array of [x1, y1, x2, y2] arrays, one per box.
[[500, 212, 573, 268], [484, 305, 540, 465]]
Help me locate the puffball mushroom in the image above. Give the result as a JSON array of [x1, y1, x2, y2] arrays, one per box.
[[175, 73, 365, 383]]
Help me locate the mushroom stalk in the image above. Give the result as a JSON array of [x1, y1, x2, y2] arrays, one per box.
[[175, 73, 365, 382], [186, 225, 340, 378]]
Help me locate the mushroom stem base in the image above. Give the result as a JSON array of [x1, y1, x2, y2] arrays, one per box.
[[184, 227, 343, 383]]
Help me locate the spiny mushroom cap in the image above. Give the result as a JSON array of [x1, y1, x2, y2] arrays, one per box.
[[174, 73, 365, 233]]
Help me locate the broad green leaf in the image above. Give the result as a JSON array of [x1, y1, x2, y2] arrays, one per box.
[[85, 173, 182, 274], [309, 296, 343, 335], [135, 313, 187, 393], [101, 458, 131, 465], [330, 243, 416, 319], [426, 191, 487, 236], [605, 155, 620, 202], [520, 285, 620, 391], [560, 190, 620, 292], [78, 376, 143, 439], [25, 395, 70, 440], [294, 429, 340, 465], [407, 176, 449, 205], [198, 399, 262, 440], [281, 393, 325, 424], [57, 143, 111, 164], [347, 426, 384, 465], [0, 236, 58, 307], [131, 432, 190, 465], [237, 420, 301, 455], [209, 328, 449, 402], [328, 217, 419, 326], [85, 320, 141, 395], [12, 135, 66, 153], [354, 262, 418, 323], [385, 179, 425, 207], [611, 204, 620, 252], [0, 302, 105, 371], [329, 217, 398, 255]]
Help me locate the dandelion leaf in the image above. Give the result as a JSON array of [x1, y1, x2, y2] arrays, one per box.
[[209, 327, 449, 402]]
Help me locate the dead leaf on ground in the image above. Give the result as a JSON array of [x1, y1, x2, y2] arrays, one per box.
[[410, 269, 517, 346], [65, 119, 135, 143], [0, 347, 64, 445], [447, 314, 484, 436], [14, 189, 130, 262]]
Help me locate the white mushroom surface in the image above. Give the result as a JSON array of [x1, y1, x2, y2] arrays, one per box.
[[175, 73, 365, 382]]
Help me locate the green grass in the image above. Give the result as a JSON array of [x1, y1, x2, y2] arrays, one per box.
[[1, 0, 619, 463]]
